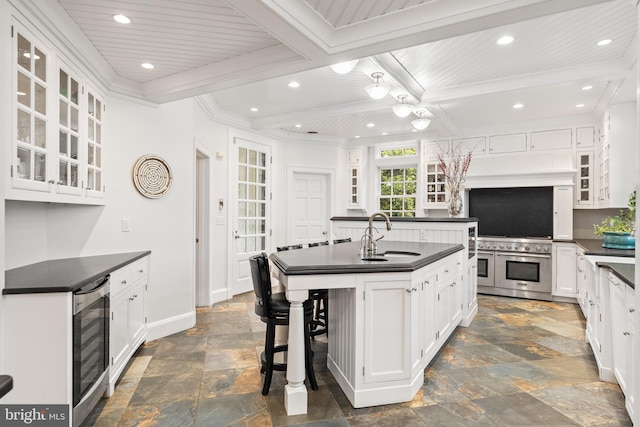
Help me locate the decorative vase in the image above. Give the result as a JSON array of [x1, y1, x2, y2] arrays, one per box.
[[448, 188, 463, 218], [602, 231, 636, 249]]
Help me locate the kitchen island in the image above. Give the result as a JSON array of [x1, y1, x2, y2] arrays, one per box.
[[269, 240, 468, 415]]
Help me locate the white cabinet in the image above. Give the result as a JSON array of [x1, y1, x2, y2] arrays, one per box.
[[107, 256, 149, 395], [552, 242, 577, 298], [609, 272, 636, 417], [452, 137, 486, 156], [488, 133, 527, 154], [9, 24, 106, 205], [347, 148, 363, 209], [435, 253, 462, 341], [530, 129, 572, 151], [553, 185, 573, 240], [575, 151, 595, 207], [597, 104, 637, 208], [576, 248, 587, 314], [576, 126, 595, 148], [423, 161, 447, 208]]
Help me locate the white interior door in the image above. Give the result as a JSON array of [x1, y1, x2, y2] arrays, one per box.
[[291, 173, 328, 244], [231, 139, 271, 295]]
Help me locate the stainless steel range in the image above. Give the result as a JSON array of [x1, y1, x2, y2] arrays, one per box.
[[477, 237, 552, 301]]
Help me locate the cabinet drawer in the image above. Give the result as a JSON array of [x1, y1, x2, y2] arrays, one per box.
[[130, 257, 149, 284], [110, 266, 131, 297]]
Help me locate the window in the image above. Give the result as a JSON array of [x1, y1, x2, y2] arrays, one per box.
[[379, 167, 417, 217], [379, 147, 417, 158]]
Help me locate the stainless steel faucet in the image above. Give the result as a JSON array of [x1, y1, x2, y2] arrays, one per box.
[[361, 212, 392, 255]]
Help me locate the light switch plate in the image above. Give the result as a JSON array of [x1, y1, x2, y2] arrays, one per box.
[[122, 218, 131, 232]]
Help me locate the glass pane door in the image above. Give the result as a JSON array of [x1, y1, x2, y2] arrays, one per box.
[[236, 146, 267, 254]]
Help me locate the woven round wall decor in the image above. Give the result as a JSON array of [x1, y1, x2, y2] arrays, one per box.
[[132, 155, 173, 199]]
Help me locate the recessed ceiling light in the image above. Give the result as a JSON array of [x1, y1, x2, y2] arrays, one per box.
[[382, 132, 388, 136], [288, 81, 300, 88], [355, 135, 361, 138], [411, 129, 418, 133], [512, 103, 524, 109], [597, 39, 612, 46], [113, 14, 131, 24], [576, 104, 585, 108], [582, 85, 593, 91], [250, 107, 258, 112], [141, 62, 154, 69], [367, 123, 375, 128], [497, 35, 515, 45], [295, 124, 301, 128]]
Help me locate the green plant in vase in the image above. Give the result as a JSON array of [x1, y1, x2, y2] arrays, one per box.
[[593, 190, 636, 249]]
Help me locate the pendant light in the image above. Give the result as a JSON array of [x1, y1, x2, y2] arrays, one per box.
[[365, 72, 391, 99], [329, 60, 359, 74], [411, 109, 431, 130], [392, 95, 413, 117]]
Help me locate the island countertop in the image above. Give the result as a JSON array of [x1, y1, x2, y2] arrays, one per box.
[[574, 238, 635, 258], [270, 240, 463, 275], [331, 216, 478, 223], [3, 251, 151, 295]]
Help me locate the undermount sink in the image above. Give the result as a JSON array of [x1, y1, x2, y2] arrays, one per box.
[[361, 251, 421, 261], [382, 251, 421, 257]]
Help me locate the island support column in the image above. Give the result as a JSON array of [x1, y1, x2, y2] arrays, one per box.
[[283, 289, 309, 415]]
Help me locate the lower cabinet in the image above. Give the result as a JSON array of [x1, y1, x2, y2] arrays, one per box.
[[609, 272, 636, 419], [107, 256, 149, 395], [553, 242, 577, 298]]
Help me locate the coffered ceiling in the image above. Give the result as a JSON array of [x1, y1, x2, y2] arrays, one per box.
[[54, 0, 637, 143]]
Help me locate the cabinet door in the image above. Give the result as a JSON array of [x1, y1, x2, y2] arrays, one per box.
[[553, 186, 573, 240], [488, 133, 527, 154], [129, 281, 146, 348], [421, 272, 437, 363], [436, 279, 451, 341], [363, 280, 412, 383], [424, 162, 446, 207], [575, 151, 595, 207], [610, 276, 629, 393], [576, 127, 595, 148], [110, 292, 130, 379], [553, 243, 577, 297], [530, 129, 572, 151]]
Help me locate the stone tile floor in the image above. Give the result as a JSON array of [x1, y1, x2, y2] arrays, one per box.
[[86, 293, 633, 426]]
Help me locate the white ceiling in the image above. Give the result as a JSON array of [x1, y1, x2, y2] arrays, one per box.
[[55, 0, 638, 144]]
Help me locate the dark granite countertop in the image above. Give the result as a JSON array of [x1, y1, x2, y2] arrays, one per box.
[[0, 375, 12, 399], [3, 251, 151, 295], [270, 241, 463, 275], [574, 239, 635, 258], [597, 262, 635, 289], [331, 216, 478, 223]]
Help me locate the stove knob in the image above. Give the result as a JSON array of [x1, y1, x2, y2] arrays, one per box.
[[506, 244, 512, 249], [536, 246, 541, 252], [499, 244, 505, 249], [478, 243, 484, 249], [543, 246, 550, 252], [524, 246, 530, 251]]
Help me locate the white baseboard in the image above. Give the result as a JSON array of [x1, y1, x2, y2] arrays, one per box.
[[210, 288, 228, 305], [146, 311, 196, 341]]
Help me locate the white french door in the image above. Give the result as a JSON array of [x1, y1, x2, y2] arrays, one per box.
[[290, 173, 328, 244], [231, 138, 271, 295]]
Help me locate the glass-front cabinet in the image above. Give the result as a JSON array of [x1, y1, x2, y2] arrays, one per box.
[[575, 151, 594, 207], [10, 25, 105, 204]]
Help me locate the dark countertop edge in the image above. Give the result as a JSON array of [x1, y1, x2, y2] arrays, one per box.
[[271, 244, 464, 276], [0, 375, 12, 399], [596, 262, 635, 289], [3, 251, 151, 295], [331, 216, 478, 223], [557, 239, 635, 258]]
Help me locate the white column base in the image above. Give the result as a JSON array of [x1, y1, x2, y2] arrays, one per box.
[[284, 383, 308, 415]]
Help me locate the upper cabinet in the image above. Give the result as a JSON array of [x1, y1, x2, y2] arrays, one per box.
[[9, 24, 106, 205], [597, 104, 637, 209], [347, 147, 364, 209]]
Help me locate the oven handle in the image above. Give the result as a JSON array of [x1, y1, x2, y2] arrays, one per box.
[[74, 278, 110, 315], [495, 252, 551, 259]]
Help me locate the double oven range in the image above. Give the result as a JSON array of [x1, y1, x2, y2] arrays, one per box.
[[477, 237, 552, 301]]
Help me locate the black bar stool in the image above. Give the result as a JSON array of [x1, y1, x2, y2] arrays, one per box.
[[249, 253, 318, 395], [307, 241, 330, 338]]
